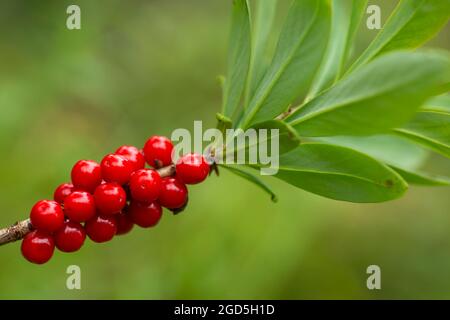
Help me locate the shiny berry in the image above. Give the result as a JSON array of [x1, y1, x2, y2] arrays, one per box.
[[143, 136, 174, 168], [176, 153, 210, 184], [116, 211, 134, 235], [54, 221, 86, 253], [129, 169, 161, 203], [64, 191, 96, 223], [85, 215, 118, 243], [101, 154, 134, 185], [71, 160, 102, 193], [30, 200, 64, 233], [129, 201, 162, 228], [159, 177, 188, 209], [21, 230, 55, 264], [54, 183, 76, 204], [115, 145, 145, 171], [94, 182, 126, 215]]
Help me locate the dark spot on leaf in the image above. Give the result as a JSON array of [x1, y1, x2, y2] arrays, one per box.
[[385, 179, 394, 188]]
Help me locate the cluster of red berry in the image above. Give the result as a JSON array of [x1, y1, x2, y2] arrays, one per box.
[[21, 136, 210, 264]]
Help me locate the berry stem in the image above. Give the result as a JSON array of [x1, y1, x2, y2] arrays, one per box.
[[0, 219, 32, 246], [0, 164, 176, 246]]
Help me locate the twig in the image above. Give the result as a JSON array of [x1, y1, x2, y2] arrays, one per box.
[[0, 164, 176, 246], [0, 219, 33, 246], [276, 105, 297, 121]]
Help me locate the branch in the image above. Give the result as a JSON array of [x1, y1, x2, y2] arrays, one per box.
[[0, 164, 176, 246], [0, 219, 33, 246]]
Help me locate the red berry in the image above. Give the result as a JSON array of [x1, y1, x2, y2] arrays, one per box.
[[54, 221, 86, 252], [21, 230, 55, 264], [159, 177, 188, 209], [129, 169, 161, 203], [71, 160, 102, 193], [30, 200, 64, 233], [116, 211, 134, 235], [94, 182, 127, 215], [54, 183, 76, 204], [143, 136, 174, 167], [64, 191, 96, 223], [176, 153, 210, 184], [101, 154, 134, 185], [85, 215, 118, 243], [115, 145, 145, 171], [129, 201, 162, 228]]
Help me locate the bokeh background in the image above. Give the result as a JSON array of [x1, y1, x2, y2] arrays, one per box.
[[0, 0, 449, 299]]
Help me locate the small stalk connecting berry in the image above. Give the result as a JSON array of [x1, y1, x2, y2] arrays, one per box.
[[0, 136, 211, 264]]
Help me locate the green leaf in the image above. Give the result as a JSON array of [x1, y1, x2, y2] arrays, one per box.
[[244, 0, 277, 107], [390, 166, 450, 186], [250, 120, 301, 154], [342, 0, 369, 72], [350, 0, 450, 72], [319, 134, 428, 170], [394, 110, 450, 158], [240, 0, 331, 128], [220, 164, 278, 202], [307, 0, 368, 99], [320, 135, 450, 187], [287, 51, 450, 137], [424, 94, 450, 112], [222, 0, 252, 120], [258, 143, 408, 203], [219, 120, 301, 164], [217, 75, 226, 94]]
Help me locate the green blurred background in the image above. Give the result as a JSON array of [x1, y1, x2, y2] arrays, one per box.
[[0, 0, 449, 299]]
